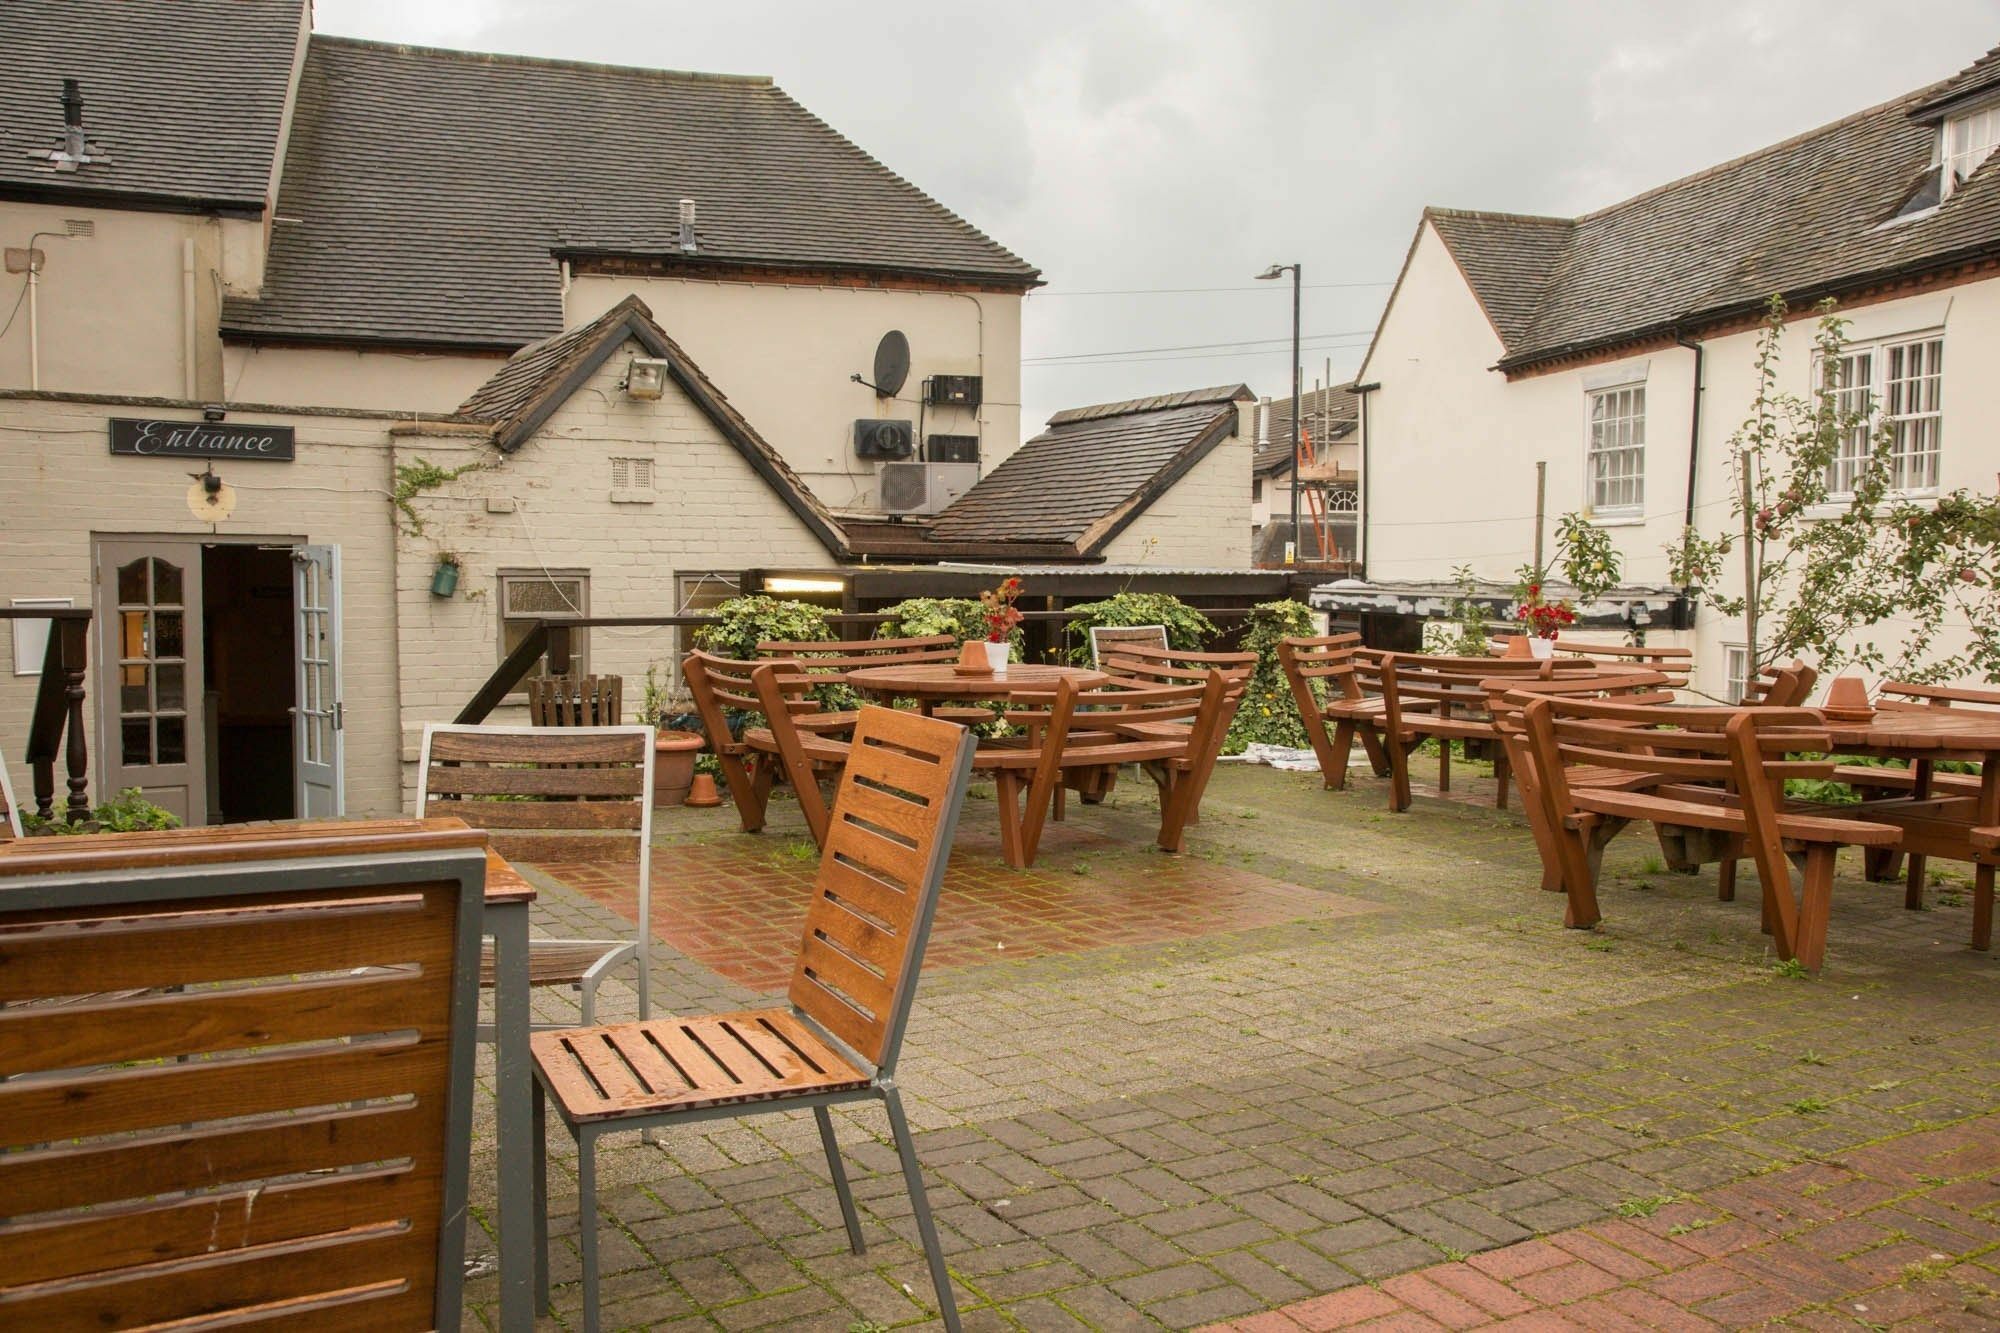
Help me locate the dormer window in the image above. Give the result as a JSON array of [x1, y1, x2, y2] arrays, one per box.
[[1941, 102, 2000, 198]]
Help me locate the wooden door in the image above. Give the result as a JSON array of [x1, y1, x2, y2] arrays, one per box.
[[96, 539, 205, 824], [292, 544, 343, 818]]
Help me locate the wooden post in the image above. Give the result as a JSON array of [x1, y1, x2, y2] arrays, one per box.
[[1739, 448, 1759, 669], [59, 617, 88, 822], [1533, 461, 1547, 573], [546, 622, 572, 676]]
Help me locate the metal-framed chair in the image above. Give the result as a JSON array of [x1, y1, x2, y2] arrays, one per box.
[[0, 746, 20, 839], [529, 706, 977, 1332], [0, 819, 488, 1330], [417, 723, 655, 1025]]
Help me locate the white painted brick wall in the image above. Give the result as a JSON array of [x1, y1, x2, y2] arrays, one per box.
[[1100, 422, 1253, 567]]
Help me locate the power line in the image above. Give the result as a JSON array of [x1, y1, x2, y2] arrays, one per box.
[[1024, 328, 1377, 364], [1030, 281, 1394, 296], [1025, 340, 1371, 370]]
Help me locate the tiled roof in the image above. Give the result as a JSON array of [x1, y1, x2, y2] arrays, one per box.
[[1421, 48, 2000, 370], [0, 0, 302, 210], [449, 296, 849, 557], [927, 385, 1250, 554], [223, 35, 1037, 348], [1910, 43, 2000, 121], [1253, 383, 1359, 475]]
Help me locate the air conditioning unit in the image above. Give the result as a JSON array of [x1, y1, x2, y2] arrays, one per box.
[[878, 461, 980, 516], [925, 375, 982, 409], [853, 418, 915, 460], [925, 433, 979, 463]]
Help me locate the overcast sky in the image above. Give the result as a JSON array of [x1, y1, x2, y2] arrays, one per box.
[[318, 1, 1996, 436]]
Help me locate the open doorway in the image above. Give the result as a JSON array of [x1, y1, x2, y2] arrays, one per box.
[[201, 544, 296, 823]]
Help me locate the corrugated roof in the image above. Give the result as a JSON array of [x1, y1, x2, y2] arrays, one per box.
[[1422, 48, 2000, 370], [223, 34, 1038, 348], [0, 0, 303, 210], [927, 385, 1250, 554]]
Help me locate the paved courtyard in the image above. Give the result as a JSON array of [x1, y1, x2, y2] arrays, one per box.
[[465, 757, 2000, 1331]]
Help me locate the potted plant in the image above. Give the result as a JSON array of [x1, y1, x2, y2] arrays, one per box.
[[430, 551, 461, 599], [640, 664, 705, 807], [1511, 579, 1575, 656], [977, 577, 1024, 671]]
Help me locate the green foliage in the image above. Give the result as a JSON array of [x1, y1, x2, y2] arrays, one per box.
[[1444, 564, 1492, 656], [391, 455, 488, 537], [874, 597, 1023, 652], [1062, 593, 1214, 664], [1665, 295, 1999, 681], [1224, 599, 1318, 754], [1616, 1194, 1677, 1219], [24, 787, 181, 835], [691, 596, 834, 660], [1553, 513, 1625, 605]]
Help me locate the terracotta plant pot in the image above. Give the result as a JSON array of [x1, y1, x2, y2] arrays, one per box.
[[684, 772, 723, 808], [1502, 634, 1532, 659], [651, 730, 704, 807]]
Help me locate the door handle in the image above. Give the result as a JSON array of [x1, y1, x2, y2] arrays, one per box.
[[333, 701, 344, 731]]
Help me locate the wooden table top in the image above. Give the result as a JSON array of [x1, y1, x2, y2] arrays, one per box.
[[0, 816, 534, 904], [847, 661, 1108, 699], [1820, 707, 2000, 754]]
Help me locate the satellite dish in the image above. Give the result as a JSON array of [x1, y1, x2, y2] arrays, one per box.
[[187, 477, 236, 523], [872, 330, 910, 399]]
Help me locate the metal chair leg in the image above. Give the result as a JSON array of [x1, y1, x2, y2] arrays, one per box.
[[532, 1081, 550, 1315], [814, 1105, 866, 1255], [580, 977, 596, 1027], [577, 1125, 601, 1333], [881, 1086, 960, 1333]]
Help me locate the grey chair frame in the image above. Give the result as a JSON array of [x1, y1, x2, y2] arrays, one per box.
[[0, 746, 20, 838], [0, 840, 487, 1330], [531, 713, 978, 1333]]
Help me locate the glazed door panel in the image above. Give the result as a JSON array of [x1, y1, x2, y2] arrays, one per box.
[[292, 545, 343, 818], [95, 539, 204, 824]]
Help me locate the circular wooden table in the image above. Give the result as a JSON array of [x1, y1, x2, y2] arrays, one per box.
[[846, 661, 1106, 708]]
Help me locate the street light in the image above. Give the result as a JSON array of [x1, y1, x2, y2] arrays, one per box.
[[1257, 262, 1302, 563]]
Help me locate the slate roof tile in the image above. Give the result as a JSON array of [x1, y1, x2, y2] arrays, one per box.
[[1253, 383, 1359, 474]]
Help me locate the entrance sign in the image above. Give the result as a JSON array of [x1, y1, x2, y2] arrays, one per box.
[[110, 418, 296, 462]]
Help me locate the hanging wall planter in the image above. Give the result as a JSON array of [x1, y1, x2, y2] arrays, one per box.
[[430, 556, 461, 599]]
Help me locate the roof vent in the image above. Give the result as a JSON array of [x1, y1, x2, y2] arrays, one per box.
[[678, 198, 698, 254], [26, 77, 109, 173]]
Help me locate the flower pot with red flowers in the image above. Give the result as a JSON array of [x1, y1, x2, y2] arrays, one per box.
[[978, 576, 1025, 672], [1513, 580, 1576, 656]]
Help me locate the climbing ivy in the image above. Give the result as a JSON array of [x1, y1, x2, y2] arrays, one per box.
[[392, 456, 488, 537], [1223, 599, 1318, 754]]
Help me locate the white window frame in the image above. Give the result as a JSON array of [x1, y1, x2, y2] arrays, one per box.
[[1584, 382, 1646, 519], [1942, 103, 2000, 200], [1819, 332, 1943, 500], [1722, 644, 1750, 705]]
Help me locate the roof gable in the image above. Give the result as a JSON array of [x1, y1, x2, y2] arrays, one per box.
[[452, 296, 849, 558], [223, 34, 1037, 348], [928, 385, 1249, 556], [0, 0, 304, 211]]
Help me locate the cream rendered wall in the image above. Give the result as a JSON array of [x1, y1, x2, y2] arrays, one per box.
[[388, 333, 841, 793], [1099, 406, 1253, 567], [0, 202, 225, 398], [565, 275, 1021, 512], [0, 394, 403, 814], [222, 342, 503, 414]]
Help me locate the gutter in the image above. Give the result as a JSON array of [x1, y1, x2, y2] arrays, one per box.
[[1674, 329, 1703, 543], [1351, 381, 1379, 578]]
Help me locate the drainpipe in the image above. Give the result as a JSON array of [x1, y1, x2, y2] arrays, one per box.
[[1351, 381, 1379, 579], [181, 238, 198, 400], [1674, 330, 1704, 624]]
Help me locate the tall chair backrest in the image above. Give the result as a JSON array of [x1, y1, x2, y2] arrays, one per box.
[[0, 819, 488, 1331], [750, 661, 849, 845], [1278, 632, 1368, 705], [1744, 659, 1817, 707], [684, 649, 774, 757], [1368, 653, 1594, 727], [1100, 640, 1255, 696], [1876, 680, 2000, 713], [1548, 637, 1693, 689], [0, 746, 20, 839], [788, 706, 975, 1075], [528, 673, 624, 726], [1524, 696, 1832, 811], [416, 724, 654, 1001], [1088, 623, 1169, 667], [757, 634, 959, 682]]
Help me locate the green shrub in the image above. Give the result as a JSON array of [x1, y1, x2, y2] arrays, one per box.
[[874, 596, 1023, 653], [1225, 599, 1318, 754], [1062, 592, 1214, 664], [24, 787, 181, 836], [690, 595, 834, 660]]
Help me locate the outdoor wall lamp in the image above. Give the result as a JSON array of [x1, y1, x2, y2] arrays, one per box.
[[1257, 261, 1303, 562], [624, 356, 669, 400]]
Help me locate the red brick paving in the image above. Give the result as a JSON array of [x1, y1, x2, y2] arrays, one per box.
[[534, 819, 1379, 991], [1201, 1117, 2000, 1332]]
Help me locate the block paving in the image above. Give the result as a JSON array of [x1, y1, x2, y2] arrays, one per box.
[[462, 757, 2000, 1330]]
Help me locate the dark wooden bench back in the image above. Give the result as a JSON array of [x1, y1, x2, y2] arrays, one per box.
[[789, 706, 974, 1073], [527, 673, 624, 726], [0, 820, 487, 1331]]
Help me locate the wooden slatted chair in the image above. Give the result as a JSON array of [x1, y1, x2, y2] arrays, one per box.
[[1842, 680, 1991, 904], [1486, 670, 1678, 894], [750, 661, 866, 847], [1277, 632, 1392, 789], [1092, 640, 1256, 821], [757, 633, 991, 727], [1088, 622, 1169, 667], [418, 724, 655, 1025], [1546, 637, 1693, 689], [1366, 653, 1597, 812], [1744, 659, 1818, 706], [527, 673, 624, 727], [529, 706, 978, 1333], [1521, 695, 1900, 969], [686, 650, 856, 833], [0, 818, 487, 1331]]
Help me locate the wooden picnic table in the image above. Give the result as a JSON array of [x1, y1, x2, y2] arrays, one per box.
[[846, 661, 1107, 708], [0, 815, 545, 1333], [1821, 708, 1999, 951]]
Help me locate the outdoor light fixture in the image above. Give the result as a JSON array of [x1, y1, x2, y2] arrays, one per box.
[[624, 356, 669, 400], [764, 576, 846, 594], [1257, 261, 1303, 563]]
